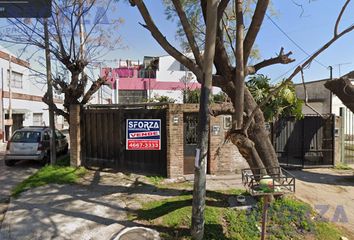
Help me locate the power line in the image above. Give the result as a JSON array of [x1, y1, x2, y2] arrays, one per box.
[[266, 13, 328, 69], [270, 55, 313, 83]]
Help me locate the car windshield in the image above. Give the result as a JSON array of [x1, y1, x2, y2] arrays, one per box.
[[11, 131, 41, 143]]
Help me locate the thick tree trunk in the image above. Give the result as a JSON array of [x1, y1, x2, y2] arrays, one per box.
[[223, 84, 280, 173], [244, 88, 279, 171], [229, 131, 266, 174], [325, 77, 354, 113]]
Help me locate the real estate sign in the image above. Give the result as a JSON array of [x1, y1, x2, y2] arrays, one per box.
[[126, 119, 161, 150]]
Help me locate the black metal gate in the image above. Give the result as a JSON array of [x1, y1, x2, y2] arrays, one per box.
[[183, 113, 198, 174], [340, 107, 354, 164], [273, 115, 334, 167], [81, 106, 167, 176]]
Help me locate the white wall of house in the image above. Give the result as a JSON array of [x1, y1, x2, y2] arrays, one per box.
[[156, 54, 198, 83], [0, 46, 66, 141], [331, 95, 344, 116], [2, 98, 50, 126]]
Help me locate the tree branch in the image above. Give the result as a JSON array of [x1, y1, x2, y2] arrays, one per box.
[[243, 0, 270, 64], [234, 0, 245, 129], [334, 0, 350, 36], [209, 103, 234, 116], [42, 93, 69, 121], [247, 47, 295, 74], [222, 13, 236, 58], [171, 0, 202, 67], [243, 12, 354, 132], [301, 68, 323, 116], [81, 77, 106, 105], [130, 0, 202, 79], [201, 0, 233, 81]]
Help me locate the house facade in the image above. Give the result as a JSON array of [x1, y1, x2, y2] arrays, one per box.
[[0, 46, 65, 141], [101, 55, 201, 104], [294, 71, 354, 116], [294, 71, 354, 165]]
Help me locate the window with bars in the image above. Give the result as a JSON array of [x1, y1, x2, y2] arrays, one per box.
[[7, 70, 23, 89]]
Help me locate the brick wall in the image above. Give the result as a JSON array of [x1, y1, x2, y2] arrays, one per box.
[[165, 103, 248, 177], [209, 115, 248, 174]]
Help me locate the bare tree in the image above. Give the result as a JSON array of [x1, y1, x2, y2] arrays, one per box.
[[128, 0, 354, 173], [0, 0, 123, 122]]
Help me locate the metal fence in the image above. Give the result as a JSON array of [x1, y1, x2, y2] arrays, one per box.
[[81, 105, 167, 176], [272, 115, 334, 168], [340, 107, 354, 164]]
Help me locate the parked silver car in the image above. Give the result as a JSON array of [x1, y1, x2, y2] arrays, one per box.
[[4, 127, 69, 166]]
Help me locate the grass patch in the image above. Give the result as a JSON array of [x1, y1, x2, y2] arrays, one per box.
[[12, 165, 86, 198], [145, 175, 165, 186], [315, 221, 342, 240], [334, 163, 353, 170], [136, 192, 227, 240], [134, 190, 351, 240]]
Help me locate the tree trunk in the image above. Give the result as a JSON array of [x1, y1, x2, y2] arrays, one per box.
[[191, 1, 218, 239], [223, 84, 280, 173], [244, 88, 279, 171]]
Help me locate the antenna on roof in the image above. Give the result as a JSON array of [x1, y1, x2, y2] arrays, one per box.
[[333, 62, 351, 77]]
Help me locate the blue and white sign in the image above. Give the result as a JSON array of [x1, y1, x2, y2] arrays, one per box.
[[126, 119, 161, 150]]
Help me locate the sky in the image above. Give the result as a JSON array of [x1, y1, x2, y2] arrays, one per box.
[[0, 0, 354, 85]]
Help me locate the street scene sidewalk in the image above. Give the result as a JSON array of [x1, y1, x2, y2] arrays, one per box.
[[0, 166, 354, 239], [0, 170, 244, 240], [291, 168, 354, 235]]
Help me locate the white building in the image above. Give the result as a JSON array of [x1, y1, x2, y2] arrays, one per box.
[[104, 55, 201, 104], [0, 46, 65, 141]]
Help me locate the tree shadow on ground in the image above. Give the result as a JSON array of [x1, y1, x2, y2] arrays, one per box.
[[4, 170, 245, 239], [290, 169, 354, 186]]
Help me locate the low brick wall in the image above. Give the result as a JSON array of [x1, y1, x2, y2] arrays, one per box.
[[166, 104, 247, 178]]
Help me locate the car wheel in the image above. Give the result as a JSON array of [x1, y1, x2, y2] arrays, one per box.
[[5, 160, 16, 166]]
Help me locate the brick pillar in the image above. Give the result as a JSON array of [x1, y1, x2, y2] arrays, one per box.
[[70, 104, 81, 167], [166, 105, 184, 178]]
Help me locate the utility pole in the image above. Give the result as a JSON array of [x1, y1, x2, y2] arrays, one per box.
[[8, 56, 12, 140], [44, 18, 57, 165], [191, 1, 218, 239], [329, 66, 333, 114]]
